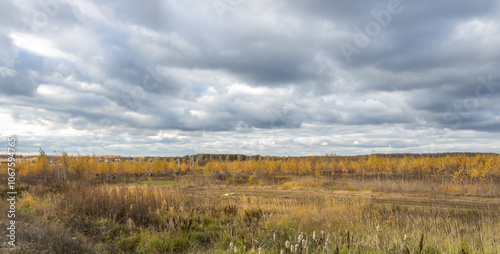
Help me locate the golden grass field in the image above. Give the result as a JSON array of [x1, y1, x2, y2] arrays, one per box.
[[1, 153, 499, 253]]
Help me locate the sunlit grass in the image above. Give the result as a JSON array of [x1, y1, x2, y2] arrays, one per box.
[[5, 152, 500, 253], [12, 177, 500, 253]]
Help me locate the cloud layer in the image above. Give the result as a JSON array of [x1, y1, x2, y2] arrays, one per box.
[[1, 0, 499, 156]]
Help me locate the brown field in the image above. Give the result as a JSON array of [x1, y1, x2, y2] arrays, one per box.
[[1, 152, 499, 253]]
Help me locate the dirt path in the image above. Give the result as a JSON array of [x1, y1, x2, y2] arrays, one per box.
[[179, 184, 500, 211]]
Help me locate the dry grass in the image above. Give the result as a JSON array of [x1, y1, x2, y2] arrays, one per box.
[[328, 178, 500, 198], [5, 153, 500, 252], [280, 177, 326, 189], [9, 176, 500, 253], [9, 220, 95, 254]]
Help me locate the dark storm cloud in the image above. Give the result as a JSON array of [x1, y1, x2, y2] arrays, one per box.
[[1, 0, 499, 155]]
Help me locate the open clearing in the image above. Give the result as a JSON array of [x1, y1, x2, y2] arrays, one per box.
[[132, 178, 500, 211], [148, 180, 500, 211]]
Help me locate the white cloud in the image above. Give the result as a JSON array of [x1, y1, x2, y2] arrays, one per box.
[[10, 33, 76, 60], [1, 0, 499, 156]]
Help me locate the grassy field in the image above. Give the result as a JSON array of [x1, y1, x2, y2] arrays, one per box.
[[1, 153, 500, 253], [1, 176, 499, 253]]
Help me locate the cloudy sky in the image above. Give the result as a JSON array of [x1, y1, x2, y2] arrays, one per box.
[[1, 0, 500, 156]]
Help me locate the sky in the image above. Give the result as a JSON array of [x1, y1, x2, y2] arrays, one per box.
[[1, 0, 500, 156]]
